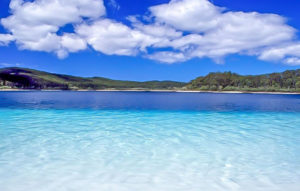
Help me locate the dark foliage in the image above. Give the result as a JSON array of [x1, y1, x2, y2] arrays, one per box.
[[187, 70, 300, 92]]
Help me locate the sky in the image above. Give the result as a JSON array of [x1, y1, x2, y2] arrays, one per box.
[[0, 0, 300, 82]]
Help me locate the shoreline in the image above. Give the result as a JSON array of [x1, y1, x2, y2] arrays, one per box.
[[1, 89, 300, 95]]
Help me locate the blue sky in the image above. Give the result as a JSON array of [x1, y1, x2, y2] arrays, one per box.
[[0, 0, 300, 82]]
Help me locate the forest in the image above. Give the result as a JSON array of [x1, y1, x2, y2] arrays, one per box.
[[187, 70, 300, 92]]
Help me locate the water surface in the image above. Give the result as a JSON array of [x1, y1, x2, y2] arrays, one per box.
[[0, 92, 300, 191]]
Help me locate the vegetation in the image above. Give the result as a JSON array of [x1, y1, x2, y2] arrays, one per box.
[[1, 67, 300, 92], [0, 67, 186, 90], [187, 70, 300, 92]]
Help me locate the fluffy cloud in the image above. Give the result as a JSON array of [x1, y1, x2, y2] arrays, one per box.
[[0, 0, 300, 65], [150, 0, 222, 32], [56, 33, 88, 58], [0, 34, 14, 45], [284, 57, 300, 66], [259, 43, 300, 65], [61, 34, 87, 53], [0, 0, 105, 56], [128, 16, 182, 39], [147, 0, 296, 63], [76, 19, 162, 56]]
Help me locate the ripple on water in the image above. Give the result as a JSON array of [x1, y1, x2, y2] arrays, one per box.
[[0, 109, 300, 191]]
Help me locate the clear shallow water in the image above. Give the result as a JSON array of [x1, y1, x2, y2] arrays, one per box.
[[0, 92, 300, 191]]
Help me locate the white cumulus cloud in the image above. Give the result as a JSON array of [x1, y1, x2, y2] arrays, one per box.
[[0, 0, 300, 65], [0, 0, 105, 57], [284, 57, 300, 66], [147, 0, 296, 63], [259, 43, 300, 65], [150, 0, 222, 32], [76, 19, 162, 56], [0, 34, 14, 45]]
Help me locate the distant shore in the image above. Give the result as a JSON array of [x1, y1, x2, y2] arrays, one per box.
[[1, 88, 300, 95]]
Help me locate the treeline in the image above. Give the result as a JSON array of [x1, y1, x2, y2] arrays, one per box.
[[1, 67, 300, 92], [0, 72, 69, 89], [187, 70, 300, 92]]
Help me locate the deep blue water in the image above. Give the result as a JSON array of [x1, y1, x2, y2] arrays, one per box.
[[0, 91, 300, 111], [0, 91, 300, 191]]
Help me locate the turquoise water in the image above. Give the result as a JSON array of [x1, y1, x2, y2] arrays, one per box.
[[0, 92, 300, 191]]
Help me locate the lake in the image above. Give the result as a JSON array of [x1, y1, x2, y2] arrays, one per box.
[[0, 91, 300, 191]]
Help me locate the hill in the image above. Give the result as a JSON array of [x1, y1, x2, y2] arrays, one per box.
[[0, 67, 186, 90], [1, 67, 300, 92], [187, 70, 300, 92]]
